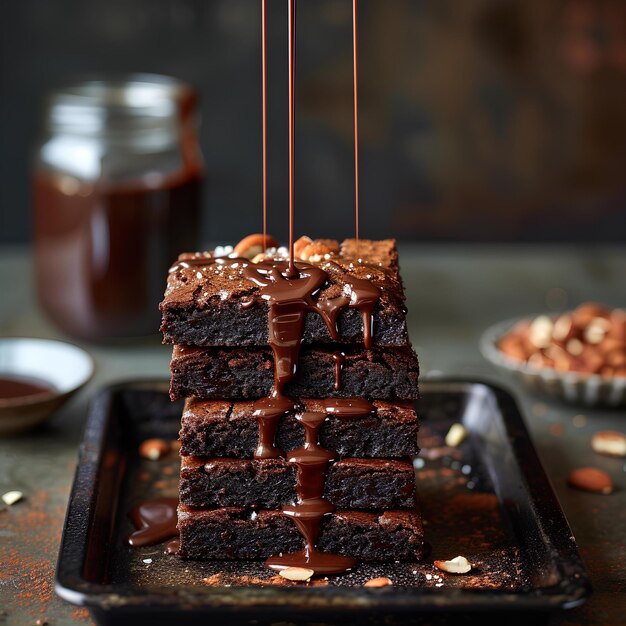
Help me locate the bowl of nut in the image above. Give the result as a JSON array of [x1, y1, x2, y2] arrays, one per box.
[[480, 303, 626, 407]]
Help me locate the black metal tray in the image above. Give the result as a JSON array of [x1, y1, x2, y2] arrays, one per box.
[[55, 380, 590, 625]]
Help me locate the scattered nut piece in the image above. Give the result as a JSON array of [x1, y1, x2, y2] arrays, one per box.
[[572, 303, 611, 326], [527, 352, 553, 369], [565, 338, 584, 356], [609, 311, 626, 341], [299, 240, 339, 263], [567, 467, 614, 494], [445, 423, 467, 447], [498, 335, 528, 361], [278, 567, 314, 582], [35, 620, 48, 626], [606, 349, 626, 368], [591, 431, 626, 458], [584, 318, 611, 344], [364, 577, 392, 587], [550, 423, 564, 437], [580, 346, 605, 374], [233, 233, 279, 259], [2, 490, 23, 506], [293, 235, 313, 259], [434, 556, 472, 574], [529, 315, 553, 349], [552, 314, 574, 342], [139, 438, 171, 461]]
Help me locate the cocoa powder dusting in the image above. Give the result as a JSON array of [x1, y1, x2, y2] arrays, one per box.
[[1, 487, 92, 623]]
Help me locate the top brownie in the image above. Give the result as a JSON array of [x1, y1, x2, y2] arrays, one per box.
[[160, 238, 410, 347]]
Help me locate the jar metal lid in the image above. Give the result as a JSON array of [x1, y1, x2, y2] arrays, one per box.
[[46, 73, 198, 136]]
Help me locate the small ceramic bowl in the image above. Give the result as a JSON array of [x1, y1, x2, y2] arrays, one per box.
[[0, 338, 94, 436], [480, 318, 626, 407]]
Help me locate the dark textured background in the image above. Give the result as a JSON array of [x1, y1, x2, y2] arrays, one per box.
[[1, 0, 626, 244]]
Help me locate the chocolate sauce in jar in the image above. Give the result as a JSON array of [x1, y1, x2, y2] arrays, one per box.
[[35, 172, 201, 341], [34, 76, 203, 341]]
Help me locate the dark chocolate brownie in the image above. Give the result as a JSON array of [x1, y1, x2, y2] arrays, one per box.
[[177, 506, 425, 561], [169, 344, 419, 401], [179, 398, 419, 459], [179, 457, 416, 510], [160, 239, 410, 347]]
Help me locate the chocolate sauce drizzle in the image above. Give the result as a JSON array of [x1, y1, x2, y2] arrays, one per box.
[[261, 0, 268, 250], [352, 0, 360, 242], [287, 0, 297, 276], [157, 0, 377, 574], [241, 254, 380, 575], [265, 398, 375, 575], [172, 255, 380, 349], [331, 352, 345, 391]]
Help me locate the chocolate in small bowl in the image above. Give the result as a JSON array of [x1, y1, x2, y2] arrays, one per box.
[[0, 338, 93, 435]]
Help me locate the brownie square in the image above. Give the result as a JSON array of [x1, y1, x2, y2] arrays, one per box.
[[177, 506, 426, 561], [179, 398, 419, 459], [169, 344, 419, 401], [160, 239, 410, 347], [179, 457, 416, 510]]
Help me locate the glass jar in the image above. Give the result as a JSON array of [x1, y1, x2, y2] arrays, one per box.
[[33, 74, 203, 341]]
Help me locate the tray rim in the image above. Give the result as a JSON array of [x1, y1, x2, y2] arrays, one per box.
[[54, 377, 592, 615]]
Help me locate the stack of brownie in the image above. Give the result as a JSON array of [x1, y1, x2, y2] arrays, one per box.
[[160, 238, 425, 564]]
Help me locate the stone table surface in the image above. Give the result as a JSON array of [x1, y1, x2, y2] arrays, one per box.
[[0, 244, 625, 625]]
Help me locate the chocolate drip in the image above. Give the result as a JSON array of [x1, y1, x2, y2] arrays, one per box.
[[244, 261, 326, 460], [323, 397, 375, 417], [166, 538, 181, 554], [264, 411, 345, 575], [241, 254, 380, 574], [127, 497, 178, 547], [265, 399, 375, 575], [244, 261, 332, 388], [331, 352, 345, 391], [252, 395, 294, 459], [290, 411, 336, 499], [345, 276, 379, 349], [317, 274, 380, 349]]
